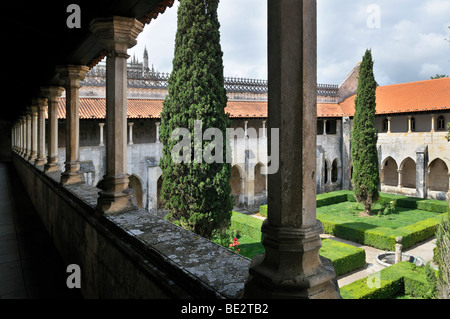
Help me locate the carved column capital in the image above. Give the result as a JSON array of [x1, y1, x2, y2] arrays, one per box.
[[89, 16, 143, 55]]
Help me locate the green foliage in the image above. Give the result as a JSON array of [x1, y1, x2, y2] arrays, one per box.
[[351, 49, 380, 213], [259, 205, 267, 218], [159, 0, 233, 239], [340, 262, 433, 299], [435, 213, 450, 298], [377, 200, 397, 216], [224, 212, 366, 276], [431, 74, 448, 79]]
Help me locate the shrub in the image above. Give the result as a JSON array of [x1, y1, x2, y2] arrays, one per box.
[[340, 262, 431, 299]]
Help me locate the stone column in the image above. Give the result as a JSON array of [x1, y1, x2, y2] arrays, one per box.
[[244, 0, 339, 299], [19, 117, 24, 156], [90, 16, 143, 214], [380, 168, 385, 187], [99, 123, 105, 146], [42, 86, 64, 173], [397, 169, 403, 188], [25, 109, 32, 159], [387, 117, 392, 133], [323, 119, 327, 136], [262, 120, 267, 138], [155, 122, 160, 143], [56, 65, 89, 185], [128, 122, 134, 145], [416, 145, 428, 198], [28, 106, 38, 162], [408, 116, 412, 133], [431, 114, 435, 133], [327, 166, 333, 185], [244, 120, 248, 139], [34, 98, 48, 166]]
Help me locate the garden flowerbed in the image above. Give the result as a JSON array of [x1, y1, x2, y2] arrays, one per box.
[[222, 211, 366, 277], [260, 191, 449, 251]]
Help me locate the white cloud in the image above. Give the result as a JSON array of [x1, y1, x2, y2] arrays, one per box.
[[128, 0, 450, 86]]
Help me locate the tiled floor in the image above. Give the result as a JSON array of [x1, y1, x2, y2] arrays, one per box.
[[0, 161, 82, 299]]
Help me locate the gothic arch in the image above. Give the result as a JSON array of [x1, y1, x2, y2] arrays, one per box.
[[381, 156, 399, 187], [230, 165, 244, 207], [254, 162, 267, 194], [331, 158, 339, 183], [157, 176, 166, 210], [428, 158, 449, 192], [129, 174, 144, 208], [324, 159, 331, 184], [400, 157, 416, 188]]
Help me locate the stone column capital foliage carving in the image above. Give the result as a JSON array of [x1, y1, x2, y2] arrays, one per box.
[[89, 16, 143, 55], [56, 65, 90, 88]]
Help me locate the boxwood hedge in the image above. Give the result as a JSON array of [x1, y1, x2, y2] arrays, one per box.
[[340, 262, 432, 299], [230, 212, 366, 277]]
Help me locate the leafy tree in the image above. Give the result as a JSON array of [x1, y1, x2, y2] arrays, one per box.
[[431, 74, 448, 79], [351, 49, 380, 216], [159, 0, 233, 239]]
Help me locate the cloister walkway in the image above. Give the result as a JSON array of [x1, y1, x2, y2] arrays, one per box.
[[0, 161, 82, 299]]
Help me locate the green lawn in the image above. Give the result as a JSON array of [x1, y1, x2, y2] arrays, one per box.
[[317, 201, 439, 230], [220, 211, 366, 277]]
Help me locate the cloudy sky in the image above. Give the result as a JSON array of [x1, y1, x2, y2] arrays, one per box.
[[128, 0, 450, 86]]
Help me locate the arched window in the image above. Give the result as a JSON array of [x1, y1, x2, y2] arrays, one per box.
[[437, 116, 446, 131], [331, 159, 338, 183]]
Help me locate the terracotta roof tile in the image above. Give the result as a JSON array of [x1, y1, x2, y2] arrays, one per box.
[[52, 78, 450, 120], [340, 77, 450, 116]]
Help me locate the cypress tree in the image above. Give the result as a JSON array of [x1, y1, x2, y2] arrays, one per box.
[[351, 49, 380, 215], [159, 0, 233, 239]]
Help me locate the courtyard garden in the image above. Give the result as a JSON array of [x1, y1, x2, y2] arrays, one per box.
[[217, 190, 449, 299]]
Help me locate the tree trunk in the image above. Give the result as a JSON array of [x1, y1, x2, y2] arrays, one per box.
[[364, 202, 372, 216]]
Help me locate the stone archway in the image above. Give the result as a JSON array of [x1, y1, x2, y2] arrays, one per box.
[[331, 159, 338, 183], [230, 165, 244, 207], [401, 157, 416, 188], [429, 158, 449, 192], [254, 163, 267, 194], [382, 157, 398, 187], [128, 174, 143, 208], [157, 176, 166, 209]]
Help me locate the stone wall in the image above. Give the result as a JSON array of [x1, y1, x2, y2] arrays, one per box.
[[12, 153, 249, 299]]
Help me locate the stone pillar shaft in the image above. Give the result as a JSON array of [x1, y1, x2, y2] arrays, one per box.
[[128, 122, 134, 145], [43, 86, 64, 173], [387, 117, 391, 134], [25, 111, 32, 159], [155, 122, 160, 143], [244, 0, 339, 299], [34, 98, 48, 166], [99, 123, 105, 146], [57, 65, 89, 184], [28, 106, 38, 161], [90, 16, 143, 214]]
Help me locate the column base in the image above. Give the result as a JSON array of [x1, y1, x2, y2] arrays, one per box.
[[96, 175, 138, 214], [44, 158, 59, 173], [60, 161, 83, 185], [60, 172, 83, 185], [243, 220, 341, 299], [28, 152, 37, 162], [34, 157, 47, 166]]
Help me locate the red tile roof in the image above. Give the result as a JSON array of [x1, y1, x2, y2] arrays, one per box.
[[55, 98, 268, 119], [340, 77, 450, 116], [53, 77, 450, 120]]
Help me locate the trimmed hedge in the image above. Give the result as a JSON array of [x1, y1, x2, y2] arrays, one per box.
[[340, 262, 431, 299], [230, 212, 366, 277], [231, 211, 263, 241], [260, 191, 449, 250], [320, 214, 447, 251]]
